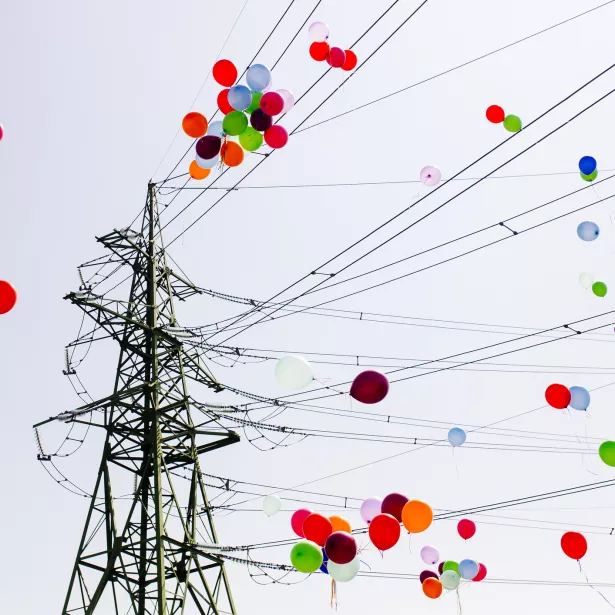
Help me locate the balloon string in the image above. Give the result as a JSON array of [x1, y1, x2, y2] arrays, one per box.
[[456, 588, 463, 615], [359, 559, 372, 571], [579, 561, 615, 609], [330, 579, 338, 611]]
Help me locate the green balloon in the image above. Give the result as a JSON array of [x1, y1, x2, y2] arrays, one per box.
[[599, 441, 615, 467], [222, 111, 248, 137], [290, 540, 323, 573], [581, 169, 598, 182], [592, 281, 607, 297], [443, 560, 459, 574], [246, 91, 263, 114], [239, 127, 263, 152], [503, 114, 522, 133]]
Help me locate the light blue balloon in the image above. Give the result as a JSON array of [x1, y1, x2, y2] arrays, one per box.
[[448, 427, 466, 447], [207, 120, 224, 137], [577, 221, 600, 241], [459, 559, 479, 580], [246, 63, 272, 92], [195, 154, 219, 169], [227, 85, 252, 111], [569, 386, 590, 411]]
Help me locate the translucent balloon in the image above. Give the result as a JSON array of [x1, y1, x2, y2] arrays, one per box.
[[420, 166, 442, 187], [448, 427, 466, 447], [440, 570, 461, 590], [246, 64, 272, 92], [277, 89, 295, 113], [503, 114, 522, 132], [579, 272, 595, 289], [195, 154, 219, 169], [308, 21, 330, 42], [592, 281, 607, 297], [569, 386, 590, 411], [420, 545, 439, 565], [275, 355, 314, 389], [290, 540, 323, 573], [262, 495, 282, 516], [207, 120, 224, 137], [577, 221, 599, 241], [227, 85, 252, 112], [459, 559, 479, 580], [360, 497, 382, 524], [328, 556, 360, 582]]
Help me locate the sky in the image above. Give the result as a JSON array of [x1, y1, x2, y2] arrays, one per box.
[[2, 0, 615, 613]]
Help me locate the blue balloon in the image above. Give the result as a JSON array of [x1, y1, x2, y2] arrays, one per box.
[[459, 559, 479, 580], [246, 64, 272, 92], [207, 120, 224, 137], [320, 548, 329, 574], [577, 221, 600, 241], [227, 85, 252, 111], [448, 427, 466, 447], [579, 156, 597, 175], [569, 386, 590, 411]]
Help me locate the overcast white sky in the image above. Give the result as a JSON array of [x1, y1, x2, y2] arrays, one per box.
[[2, 0, 615, 613]]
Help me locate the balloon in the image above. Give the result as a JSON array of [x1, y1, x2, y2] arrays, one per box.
[[569, 386, 590, 411], [457, 519, 476, 540], [222, 111, 248, 137], [246, 64, 272, 92], [420, 166, 442, 187], [473, 563, 487, 582], [581, 169, 598, 182], [328, 556, 360, 582], [213, 59, 237, 87], [320, 549, 329, 574], [448, 427, 466, 447], [0, 124, 4, 140], [459, 559, 479, 580], [327, 47, 346, 68], [262, 494, 282, 517], [195, 135, 222, 160], [545, 384, 570, 409], [207, 120, 225, 137], [579, 272, 595, 289], [420, 545, 439, 565], [443, 561, 459, 574], [440, 570, 460, 590], [195, 154, 219, 169], [260, 92, 285, 116], [303, 513, 333, 546], [350, 370, 389, 404], [308, 21, 330, 42], [579, 156, 597, 175], [342, 50, 358, 71], [592, 281, 607, 297], [381, 492, 408, 522], [401, 500, 433, 534], [368, 513, 401, 551], [246, 91, 263, 114], [277, 89, 295, 113], [329, 516, 351, 533], [486, 105, 505, 123], [420, 570, 439, 584], [599, 441, 615, 467], [228, 85, 252, 112], [577, 221, 600, 241], [0, 281, 17, 314], [182, 112, 208, 138], [291, 540, 323, 573], [309, 41, 331, 61], [561, 531, 587, 560], [503, 114, 522, 132], [189, 160, 211, 180], [239, 127, 264, 152], [438, 562, 445, 575], [360, 497, 382, 524], [250, 109, 273, 132], [275, 355, 313, 389], [422, 577, 443, 599], [264, 126, 289, 149], [220, 141, 244, 167], [324, 531, 357, 564], [217, 89, 234, 115], [291, 508, 313, 537]]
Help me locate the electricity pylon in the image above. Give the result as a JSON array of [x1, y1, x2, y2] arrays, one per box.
[[36, 184, 240, 615]]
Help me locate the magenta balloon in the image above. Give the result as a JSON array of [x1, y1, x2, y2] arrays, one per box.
[[420, 545, 440, 565], [328, 47, 346, 68], [350, 370, 389, 404], [360, 497, 382, 524], [324, 531, 357, 565], [264, 125, 288, 149], [195, 136, 222, 160], [381, 492, 408, 522], [250, 109, 273, 132], [291, 508, 313, 537], [260, 92, 284, 116], [420, 570, 439, 584]]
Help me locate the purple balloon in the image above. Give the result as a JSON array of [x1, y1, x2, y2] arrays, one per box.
[[381, 492, 408, 522], [195, 135, 222, 160], [420, 545, 440, 566], [420, 570, 439, 584], [250, 109, 273, 132], [350, 370, 389, 404], [360, 497, 382, 524], [324, 531, 357, 565]]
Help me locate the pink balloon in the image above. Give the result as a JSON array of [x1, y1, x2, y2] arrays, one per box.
[[264, 125, 288, 149], [360, 497, 382, 524], [327, 47, 346, 68], [350, 370, 389, 404], [0, 123, 4, 141], [457, 518, 476, 540], [291, 508, 313, 537], [260, 92, 285, 116]]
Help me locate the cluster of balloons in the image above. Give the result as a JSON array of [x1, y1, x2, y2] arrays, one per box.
[[420, 166, 442, 187], [544, 383, 590, 411], [308, 21, 358, 70], [579, 156, 598, 182], [350, 370, 389, 404], [275, 355, 314, 390], [0, 280, 17, 315], [485, 105, 522, 133], [579, 272, 607, 297]]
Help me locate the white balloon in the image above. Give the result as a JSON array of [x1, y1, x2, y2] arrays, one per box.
[[277, 89, 295, 113], [420, 165, 442, 187], [579, 272, 595, 289], [195, 154, 219, 169], [275, 355, 314, 390], [440, 570, 460, 590], [207, 120, 224, 137], [262, 495, 282, 517], [328, 556, 360, 582], [308, 21, 330, 42]]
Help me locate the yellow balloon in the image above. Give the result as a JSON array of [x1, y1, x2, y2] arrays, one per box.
[[401, 500, 433, 533], [329, 515, 351, 533]]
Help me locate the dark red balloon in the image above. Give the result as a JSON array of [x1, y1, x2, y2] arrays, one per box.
[[381, 492, 408, 523], [438, 562, 444, 575], [217, 89, 234, 115], [420, 570, 438, 584], [195, 136, 221, 160], [303, 513, 333, 546], [0, 281, 17, 314], [486, 105, 505, 123], [457, 518, 476, 540], [260, 92, 284, 116], [368, 513, 400, 551], [324, 531, 357, 564], [473, 563, 487, 582], [327, 47, 346, 68], [350, 370, 389, 404], [250, 109, 272, 132], [545, 384, 571, 409], [309, 41, 330, 61], [561, 531, 587, 560], [341, 50, 358, 71]]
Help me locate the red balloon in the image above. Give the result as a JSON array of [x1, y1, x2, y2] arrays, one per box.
[[350, 370, 389, 404], [561, 531, 587, 560], [327, 47, 346, 68], [341, 50, 358, 71], [545, 384, 571, 409], [324, 531, 357, 564], [420, 570, 438, 584], [303, 513, 333, 546], [457, 518, 476, 540], [486, 105, 505, 123], [217, 89, 234, 115], [264, 125, 288, 149], [381, 492, 408, 522], [260, 92, 284, 116], [309, 41, 330, 61], [291, 508, 313, 537], [0, 281, 17, 314], [212, 59, 237, 87], [473, 563, 487, 582], [369, 513, 401, 551]]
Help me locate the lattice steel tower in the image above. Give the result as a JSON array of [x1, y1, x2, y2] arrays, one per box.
[[36, 184, 239, 615]]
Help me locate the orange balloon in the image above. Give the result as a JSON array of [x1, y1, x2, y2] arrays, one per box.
[[182, 112, 208, 138], [329, 515, 351, 533], [221, 141, 244, 167], [401, 500, 433, 534], [422, 577, 442, 599], [189, 160, 211, 180]]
